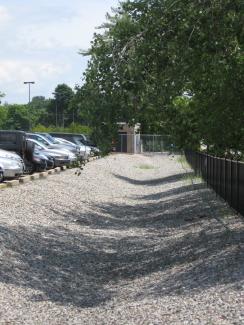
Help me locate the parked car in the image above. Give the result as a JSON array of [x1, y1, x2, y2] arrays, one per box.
[[27, 133, 82, 159], [26, 138, 76, 167], [0, 156, 24, 182], [39, 132, 91, 159], [0, 165, 3, 183], [0, 148, 25, 164], [53, 137, 91, 159], [0, 131, 34, 173], [33, 148, 54, 171], [49, 132, 99, 155]]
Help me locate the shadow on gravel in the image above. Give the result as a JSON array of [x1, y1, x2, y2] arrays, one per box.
[[113, 172, 194, 186], [134, 183, 206, 201], [49, 182, 208, 232], [0, 224, 115, 308], [0, 181, 243, 309]]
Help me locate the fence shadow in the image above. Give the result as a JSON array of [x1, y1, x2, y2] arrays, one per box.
[[113, 172, 194, 186], [48, 183, 210, 232], [0, 224, 114, 308], [0, 180, 243, 309]]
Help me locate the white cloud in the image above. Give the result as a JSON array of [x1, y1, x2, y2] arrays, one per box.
[[10, 3, 112, 53], [0, 5, 11, 27], [0, 0, 119, 103], [0, 59, 71, 101], [0, 59, 69, 83]]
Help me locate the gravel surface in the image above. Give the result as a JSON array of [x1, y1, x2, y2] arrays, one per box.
[[0, 153, 243, 325]]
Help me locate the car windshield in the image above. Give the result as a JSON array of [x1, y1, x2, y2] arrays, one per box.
[[41, 133, 56, 144], [73, 136, 86, 146], [56, 138, 75, 146], [28, 139, 47, 150]]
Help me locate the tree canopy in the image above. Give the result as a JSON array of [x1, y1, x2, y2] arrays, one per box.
[[74, 0, 244, 155]]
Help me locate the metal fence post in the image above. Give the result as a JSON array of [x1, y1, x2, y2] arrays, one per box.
[[206, 154, 209, 187], [224, 157, 227, 201], [230, 158, 233, 208], [219, 158, 222, 196], [237, 161, 240, 212], [213, 156, 217, 195], [210, 156, 213, 187]]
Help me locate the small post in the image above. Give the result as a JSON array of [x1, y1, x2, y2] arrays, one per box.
[[236, 161, 240, 212], [206, 154, 209, 187], [230, 158, 233, 208], [224, 157, 227, 201], [120, 134, 123, 153]]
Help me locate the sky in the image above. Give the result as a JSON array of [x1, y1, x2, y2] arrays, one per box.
[[0, 0, 119, 104]]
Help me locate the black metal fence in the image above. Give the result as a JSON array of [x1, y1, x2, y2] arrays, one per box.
[[185, 150, 244, 216]]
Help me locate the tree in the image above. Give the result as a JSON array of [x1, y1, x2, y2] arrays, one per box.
[[30, 96, 53, 127], [0, 92, 5, 105], [4, 104, 30, 130], [74, 0, 244, 154], [52, 84, 74, 127]]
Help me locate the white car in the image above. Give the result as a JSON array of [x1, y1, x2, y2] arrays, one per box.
[[54, 137, 91, 159], [0, 148, 23, 161], [0, 149, 25, 170], [0, 157, 24, 182]]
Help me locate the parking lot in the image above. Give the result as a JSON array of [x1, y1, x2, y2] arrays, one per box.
[[0, 153, 243, 324]]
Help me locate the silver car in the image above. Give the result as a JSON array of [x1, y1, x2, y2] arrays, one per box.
[[0, 157, 24, 182], [26, 139, 77, 167], [54, 137, 91, 159], [0, 149, 25, 170], [27, 133, 81, 157]]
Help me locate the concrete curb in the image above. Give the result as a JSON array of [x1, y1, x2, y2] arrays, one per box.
[[0, 155, 103, 190], [39, 171, 48, 178], [19, 176, 31, 184], [0, 183, 8, 189], [5, 180, 20, 187], [30, 173, 40, 180]]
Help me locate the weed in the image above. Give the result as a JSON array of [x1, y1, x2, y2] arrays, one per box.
[[135, 164, 155, 170]]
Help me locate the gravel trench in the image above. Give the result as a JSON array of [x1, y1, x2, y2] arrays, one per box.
[[0, 153, 243, 324]]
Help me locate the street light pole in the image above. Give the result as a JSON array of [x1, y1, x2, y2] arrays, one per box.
[[24, 81, 35, 131], [24, 81, 35, 104], [52, 92, 58, 128]]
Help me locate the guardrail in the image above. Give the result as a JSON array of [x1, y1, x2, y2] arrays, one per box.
[[185, 150, 244, 217]]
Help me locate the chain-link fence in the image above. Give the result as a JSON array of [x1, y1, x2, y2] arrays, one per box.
[[116, 134, 174, 154]]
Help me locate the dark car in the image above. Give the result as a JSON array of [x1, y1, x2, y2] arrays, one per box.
[[49, 132, 88, 145], [0, 165, 3, 182], [0, 130, 34, 173], [0, 130, 56, 173], [32, 150, 55, 171]]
